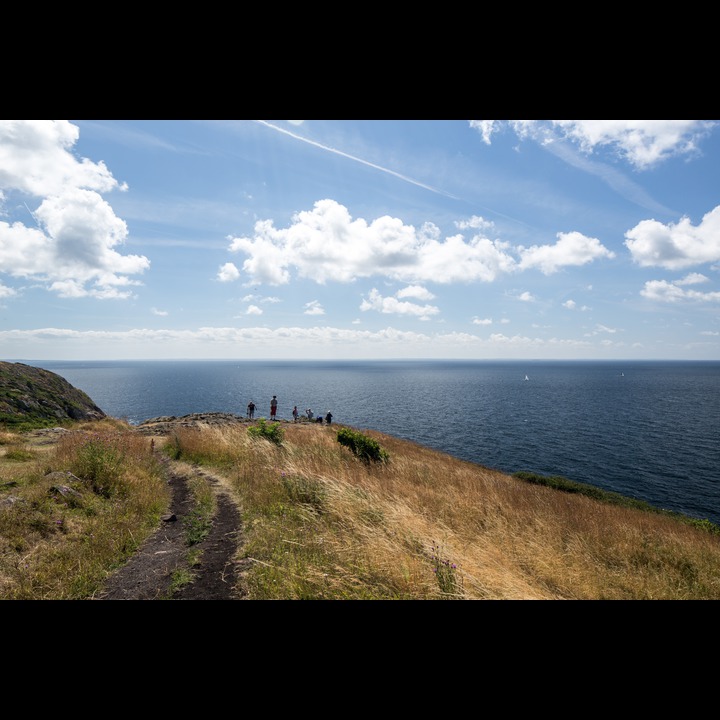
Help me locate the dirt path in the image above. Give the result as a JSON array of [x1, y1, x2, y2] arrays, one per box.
[[94, 456, 248, 600]]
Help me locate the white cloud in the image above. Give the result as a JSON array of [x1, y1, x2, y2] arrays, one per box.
[[217, 262, 240, 282], [360, 288, 440, 319], [151, 307, 168, 316], [468, 121, 500, 145], [246, 304, 263, 315], [0, 120, 149, 299], [227, 200, 627, 288], [304, 300, 325, 315], [472, 317, 492, 325], [518, 231, 615, 274], [625, 207, 720, 270], [227, 199, 521, 285], [0, 120, 124, 196], [455, 215, 495, 232], [517, 291, 535, 302], [676, 273, 709, 285], [563, 300, 576, 309], [0, 281, 16, 298], [396, 284, 435, 300], [471, 120, 715, 170], [640, 279, 720, 303], [549, 120, 713, 170], [0, 324, 634, 360]]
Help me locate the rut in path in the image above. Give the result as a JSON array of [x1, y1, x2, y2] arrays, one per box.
[[95, 458, 246, 600]]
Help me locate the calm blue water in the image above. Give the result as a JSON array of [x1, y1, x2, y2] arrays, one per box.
[[28, 359, 720, 527]]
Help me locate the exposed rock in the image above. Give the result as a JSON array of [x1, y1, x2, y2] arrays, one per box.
[[0, 362, 106, 427], [135, 412, 248, 435]]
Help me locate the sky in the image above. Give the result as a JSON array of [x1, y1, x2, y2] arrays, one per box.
[[1, 118, 719, 362]]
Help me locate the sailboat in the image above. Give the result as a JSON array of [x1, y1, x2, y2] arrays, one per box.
[[524, 374, 529, 381]]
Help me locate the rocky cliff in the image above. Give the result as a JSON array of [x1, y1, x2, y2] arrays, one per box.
[[0, 361, 106, 427]]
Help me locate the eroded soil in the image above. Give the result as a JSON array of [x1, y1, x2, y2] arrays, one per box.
[[94, 456, 248, 600]]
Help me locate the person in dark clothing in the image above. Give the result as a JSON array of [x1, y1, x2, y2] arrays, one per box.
[[247, 400, 256, 419], [270, 395, 278, 420], [325, 411, 333, 425]]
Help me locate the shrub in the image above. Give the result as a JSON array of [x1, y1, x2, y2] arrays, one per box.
[[336, 427, 389, 463], [248, 418, 285, 445]]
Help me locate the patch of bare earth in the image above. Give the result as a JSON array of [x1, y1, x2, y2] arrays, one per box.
[[94, 455, 248, 600], [93, 414, 258, 601]]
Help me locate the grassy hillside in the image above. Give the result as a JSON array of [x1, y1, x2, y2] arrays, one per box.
[[1, 416, 719, 600], [0, 362, 105, 429]]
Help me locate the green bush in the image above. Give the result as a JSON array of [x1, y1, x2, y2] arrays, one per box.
[[248, 418, 285, 445], [336, 427, 389, 463]]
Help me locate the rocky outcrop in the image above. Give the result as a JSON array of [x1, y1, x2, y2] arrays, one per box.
[[134, 412, 248, 435], [0, 361, 106, 426]]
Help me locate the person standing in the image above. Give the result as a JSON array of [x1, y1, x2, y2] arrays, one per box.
[[270, 395, 278, 420], [325, 411, 333, 425], [247, 400, 256, 419], [292, 405, 299, 422]]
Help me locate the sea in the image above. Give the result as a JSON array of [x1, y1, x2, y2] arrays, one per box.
[[26, 359, 720, 527]]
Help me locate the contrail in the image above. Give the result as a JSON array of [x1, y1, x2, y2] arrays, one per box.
[[255, 120, 461, 200], [24, 202, 40, 227]]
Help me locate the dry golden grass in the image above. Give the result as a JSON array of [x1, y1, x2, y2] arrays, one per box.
[[2, 417, 719, 600], [0, 422, 168, 599], [174, 421, 720, 600]]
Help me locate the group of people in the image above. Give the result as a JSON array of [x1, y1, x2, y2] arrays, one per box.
[[247, 396, 332, 425], [304, 408, 333, 424]]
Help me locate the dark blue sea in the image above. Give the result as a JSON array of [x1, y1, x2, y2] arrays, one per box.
[[28, 359, 720, 527]]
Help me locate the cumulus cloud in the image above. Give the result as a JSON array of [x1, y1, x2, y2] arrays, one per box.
[[227, 199, 521, 286], [518, 231, 616, 274], [360, 288, 440, 319], [676, 273, 709, 285], [217, 262, 240, 282], [304, 300, 325, 315], [625, 206, 720, 270], [0, 120, 124, 196], [246, 304, 263, 315], [0, 120, 149, 299], [226, 200, 623, 288], [238, 199, 614, 285], [455, 215, 495, 232], [472, 317, 492, 325], [640, 279, 720, 303], [470, 120, 715, 170], [151, 307, 168, 316], [396, 285, 435, 300]]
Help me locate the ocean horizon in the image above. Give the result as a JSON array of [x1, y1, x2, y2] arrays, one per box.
[[23, 358, 720, 528]]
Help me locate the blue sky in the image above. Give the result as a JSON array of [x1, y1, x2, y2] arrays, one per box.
[[1, 119, 719, 361]]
